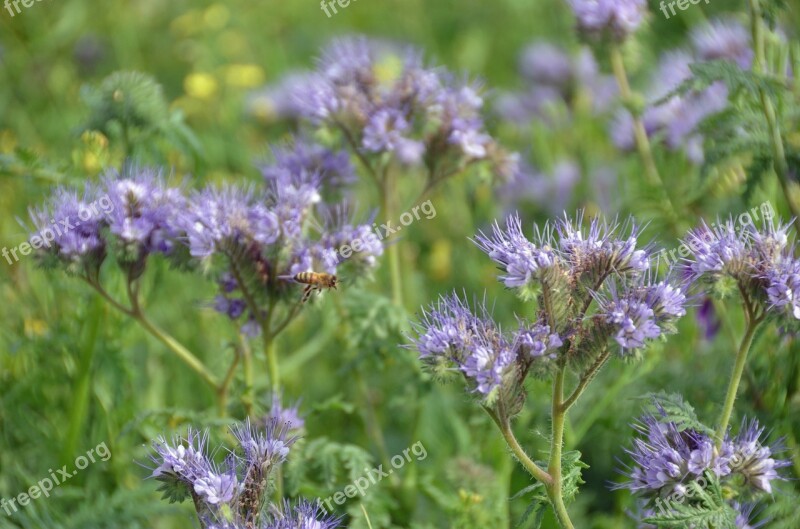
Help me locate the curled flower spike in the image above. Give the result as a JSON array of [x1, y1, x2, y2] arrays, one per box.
[[146, 421, 324, 528], [473, 213, 557, 288], [408, 292, 520, 399], [685, 217, 800, 322], [729, 419, 790, 494], [265, 499, 342, 529], [289, 35, 519, 182]]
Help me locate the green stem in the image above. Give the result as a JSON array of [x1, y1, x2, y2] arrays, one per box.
[[263, 332, 280, 392], [133, 310, 219, 390], [486, 407, 553, 486], [609, 43, 679, 229], [86, 277, 219, 390], [715, 315, 762, 447], [381, 177, 404, 306], [547, 367, 575, 529], [240, 334, 254, 417], [748, 0, 800, 235], [62, 297, 102, 466], [561, 349, 611, 414]]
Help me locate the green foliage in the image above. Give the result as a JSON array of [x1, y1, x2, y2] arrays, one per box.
[[643, 472, 738, 529], [637, 392, 715, 435], [512, 451, 588, 529]]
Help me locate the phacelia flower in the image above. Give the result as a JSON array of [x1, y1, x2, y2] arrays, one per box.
[[729, 419, 790, 493], [691, 18, 753, 69], [557, 214, 650, 276], [568, 0, 648, 40], [265, 499, 341, 529], [765, 256, 800, 319], [473, 213, 557, 288], [289, 36, 518, 184], [409, 293, 516, 398], [617, 416, 733, 496], [513, 321, 562, 359]]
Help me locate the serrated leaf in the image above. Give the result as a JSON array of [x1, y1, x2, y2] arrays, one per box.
[[637, 392, 714, 435]]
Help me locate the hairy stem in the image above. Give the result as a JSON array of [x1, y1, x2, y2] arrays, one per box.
[[715, 313, 762, 447], [748, 0, 800, 235], [561, 349, 611, 414], [485, 407, 553, 486], [547, 367, 575, 529]]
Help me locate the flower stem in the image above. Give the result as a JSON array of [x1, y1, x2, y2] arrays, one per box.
[[263, 332, 280, 392], [609, 43, 679, 229], [133, 310, 219, 390], [380, 177, 404, 306], [715, 315, 762, 447], [547, 367, 575, 529], [486, 407, 553, 486], [748, 0, 800, 235]]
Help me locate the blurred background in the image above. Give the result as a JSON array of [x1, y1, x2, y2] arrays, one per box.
[[1, 0, 799, 528]]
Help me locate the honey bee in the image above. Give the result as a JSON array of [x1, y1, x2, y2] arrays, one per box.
[[282, 272, 339, 303]]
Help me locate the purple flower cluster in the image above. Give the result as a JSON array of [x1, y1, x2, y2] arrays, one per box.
[[597, 276, 687, 353], [496, 43, 617, 124], [147, 420, 328, 528], [287, 36, 519, 180], [612, 18, 752, 164], [685, 218, 800, 321], [619, 414, 788, 526], [411, 212, 685, 400], [31, 138, 383, 336], [567, 0, 648, 41], [410, 293, 522, 399], [28, 167, 187, 274]]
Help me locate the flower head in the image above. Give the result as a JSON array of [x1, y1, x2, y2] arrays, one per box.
[[568, 0, 648, 40], [473, 213, 557, 288], [729, 419, 789, 493]]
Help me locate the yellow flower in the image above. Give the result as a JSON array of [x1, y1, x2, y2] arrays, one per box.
[[184, 73, 219, 100], [223, 64, 265, 89]]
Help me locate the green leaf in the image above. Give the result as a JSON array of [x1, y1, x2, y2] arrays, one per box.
[[637, 392, 714, 435], [644, 472, 737, 529]]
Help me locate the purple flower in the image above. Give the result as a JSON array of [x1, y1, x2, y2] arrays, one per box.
[[193, 469, 238, 505], [683, 219, 748, 277], [766, 257, 800, 319], [184, 186, 280, 259], [232, 418, 297, 470], [691, 18, 753, 69], [568, 0, 647, 40], [149, 428, 213, 484], [101, 167, 186, 257], [409, 293, 516, 397], [28, 185, 106, 265], [729, 419, 790, 493], [602, 295, 661, 351], [519, 42, 575, 87], [617, 416, 733, 496], [473, 213, 557, 288], [514, 321, 562, 359], [557, 214, 650, 275], [261, 139, 356, 189], [265, 499, 341, 529], [362, 108, 425, 165], [267, 392, 305, 431]]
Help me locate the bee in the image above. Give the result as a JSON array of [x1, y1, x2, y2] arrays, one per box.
[[282, 272, 339, 303]]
